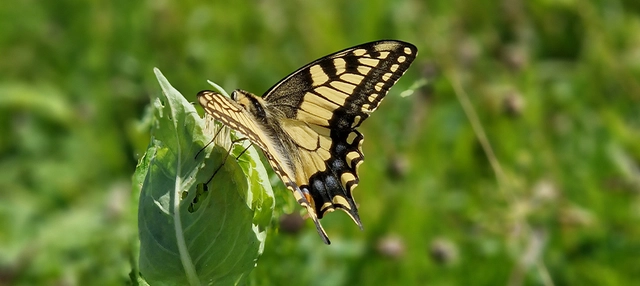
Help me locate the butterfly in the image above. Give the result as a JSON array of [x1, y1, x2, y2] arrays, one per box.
[[198, 40, 417, 244]]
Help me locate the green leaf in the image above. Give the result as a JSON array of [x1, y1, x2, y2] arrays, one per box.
[[136, 68, 274, 286]]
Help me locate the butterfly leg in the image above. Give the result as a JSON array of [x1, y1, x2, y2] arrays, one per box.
[[195, 124, 225, 159], [205, 137, 249, 185], [234, 142, 253, 161]]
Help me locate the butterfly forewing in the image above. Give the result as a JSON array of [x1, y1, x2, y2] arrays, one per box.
[[264, 41, 418, 124], [198, 40, 417, 244]]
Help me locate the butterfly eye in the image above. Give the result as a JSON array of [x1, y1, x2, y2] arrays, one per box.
[[231, 90, 238, 101]]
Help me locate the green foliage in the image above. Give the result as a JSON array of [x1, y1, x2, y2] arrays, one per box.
[[136, 70, 273, 285], [1, 0, 639, 285]]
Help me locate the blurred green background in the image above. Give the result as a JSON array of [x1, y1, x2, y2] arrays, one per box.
[[1, 0, 639, 285]]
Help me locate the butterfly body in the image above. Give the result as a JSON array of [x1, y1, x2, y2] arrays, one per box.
[[198, 40, 417, 244]]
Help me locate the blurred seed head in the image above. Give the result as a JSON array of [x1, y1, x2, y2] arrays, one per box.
[[502, 90, 525, 117], [279, 212, 305, 234], [532, 179, 558, 203], [429, 238, 459, 266], [387, 154, 409, 181], [421, 61, 440, 81], [457, 37, 481, 67], [501, 44, 529, 71], [376, 234, 405, 259]]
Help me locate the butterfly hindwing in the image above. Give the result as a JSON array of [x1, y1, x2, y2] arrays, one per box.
[[279, 119, 363, 223]]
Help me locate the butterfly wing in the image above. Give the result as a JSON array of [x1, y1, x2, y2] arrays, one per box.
[[198, 40, 417, 244], [262, 40, 418, 230]]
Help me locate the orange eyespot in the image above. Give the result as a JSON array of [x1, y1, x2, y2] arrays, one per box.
[[303, 192, 316, 209]]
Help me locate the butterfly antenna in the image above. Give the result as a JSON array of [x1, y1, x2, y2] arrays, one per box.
[[205, 137, 249, 185], [195, 124, 225, 159]]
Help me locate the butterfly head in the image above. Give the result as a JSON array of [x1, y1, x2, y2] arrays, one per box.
[[231, 89, 267, 121]]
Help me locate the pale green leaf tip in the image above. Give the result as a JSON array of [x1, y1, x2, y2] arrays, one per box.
[[207, 80, 231, 98], [399, 78, 429, 97]]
